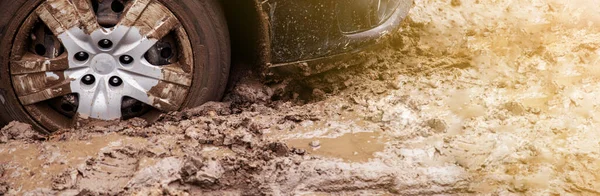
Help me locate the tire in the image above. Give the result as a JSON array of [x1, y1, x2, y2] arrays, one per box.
[[0, 0, 230, 132]]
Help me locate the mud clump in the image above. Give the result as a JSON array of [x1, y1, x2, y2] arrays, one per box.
[[0, 166, 7, 195], [0, 121, 44, 143], [165, 101, 232, 122], [224, 78, 273, 107], [425, 119, 448, 133], [180, 156, 223, 188], [311, 88, 327, 100], [451, 0, 461, 7], [0, 182, 8, 195], [504, 102, 527, 116]]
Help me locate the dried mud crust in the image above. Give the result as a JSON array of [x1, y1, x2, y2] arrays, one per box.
[[3, 0, 600, 195]]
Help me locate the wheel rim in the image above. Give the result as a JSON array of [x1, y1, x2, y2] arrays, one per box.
[[9, 0, 194, 130]]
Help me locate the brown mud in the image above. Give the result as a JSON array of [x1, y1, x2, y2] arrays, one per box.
[[3, 0, 600, 195]]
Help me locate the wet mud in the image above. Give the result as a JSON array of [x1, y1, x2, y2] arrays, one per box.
[[3, 0, 600, 195]]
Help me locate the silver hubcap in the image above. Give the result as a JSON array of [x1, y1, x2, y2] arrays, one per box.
[[62, 26, 164, 120], [10, 0, 194, 125]]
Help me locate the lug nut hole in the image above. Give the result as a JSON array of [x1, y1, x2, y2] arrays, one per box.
[[109, 76, 123, 87], [82, 74, 96, 85], [98, 39, 113, 49], [74, 52, 89, 61], [120, 55, 134, 64]]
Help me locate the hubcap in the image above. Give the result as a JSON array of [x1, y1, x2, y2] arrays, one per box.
[[90, 54, 116, 75], [9, 0, 194, 130]]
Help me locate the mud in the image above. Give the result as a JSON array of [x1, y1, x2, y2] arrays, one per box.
[[0, 122, 44, 143], [3, 0, 600, 195]]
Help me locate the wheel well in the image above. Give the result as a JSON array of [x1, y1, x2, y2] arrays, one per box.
[[219, 0, 270, 76]]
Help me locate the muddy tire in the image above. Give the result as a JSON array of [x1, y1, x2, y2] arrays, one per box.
[[0, 0, 230, 132]]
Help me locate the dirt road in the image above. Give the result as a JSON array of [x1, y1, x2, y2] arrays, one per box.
[[3, 0, 600, 195]]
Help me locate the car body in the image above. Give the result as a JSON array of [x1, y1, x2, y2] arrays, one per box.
[[223, 0, 413, 78]]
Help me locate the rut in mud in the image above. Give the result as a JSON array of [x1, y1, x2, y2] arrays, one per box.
[[3, 0, 600, 195]]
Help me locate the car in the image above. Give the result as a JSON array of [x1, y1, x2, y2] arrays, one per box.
[[0, 0, 413, 132]]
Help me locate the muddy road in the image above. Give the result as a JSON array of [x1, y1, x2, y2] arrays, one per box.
[[3, 0, 600, 195]]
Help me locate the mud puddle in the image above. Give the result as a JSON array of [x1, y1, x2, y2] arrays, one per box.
[[285, 131, 387, 162], [0, 133, 147, 193]]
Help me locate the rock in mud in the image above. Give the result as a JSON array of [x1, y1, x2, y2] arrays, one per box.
[[309, 140, 321, 148], [292, 148, 306, 155]]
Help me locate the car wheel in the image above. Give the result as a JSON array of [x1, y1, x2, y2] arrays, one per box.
[[0, 0, 230, 132]]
